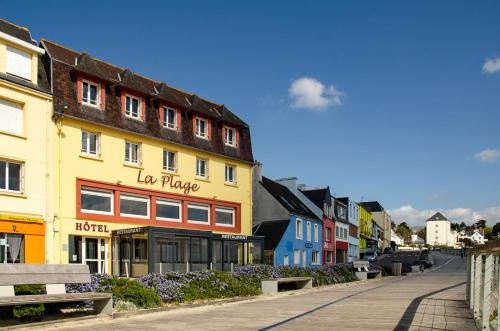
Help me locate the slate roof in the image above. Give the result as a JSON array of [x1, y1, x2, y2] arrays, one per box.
[[41, 39, 253, 163], [0, 19, 36, 45], [425, 212, 449, 222], [253, 220, 290, 250], [301, 187, 331, 210], [359, 201, 385, 212], [261, 177, 320, 221]]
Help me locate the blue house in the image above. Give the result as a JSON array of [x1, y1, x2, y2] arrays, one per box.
[[252, 164, 322, 267]]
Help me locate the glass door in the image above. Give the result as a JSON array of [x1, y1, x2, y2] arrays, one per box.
[[82, 237, 107, 274], [0, 233, 24, 263]]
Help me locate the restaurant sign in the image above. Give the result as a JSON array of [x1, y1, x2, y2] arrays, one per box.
[[220, 234, 248, 240]]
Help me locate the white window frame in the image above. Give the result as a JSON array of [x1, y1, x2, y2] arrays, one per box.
[[306, 221, 311, 242], [195, 117, 208, 139], [6, 46, 31, 80], [162, 106, 177, 130], [224, 126, 236, 147], [125, 141, 141, 165], [215, 207, 235, 227], [81, 130, 100, 157], [296, 219, 303, 240], [80, 188, 113, 215], [283, 255, 289, 266], [224, 164, 236, 184], [82, 79, 100, 107], [293, 249, 300, 265], [314, 224, 319, 243], [163, 150, 177, 172], [156, 198, 182, 222], [119, 193, 150, 219], [312, 251, 320, 265], [125, 94, 141, 120], [0, 160, 24, 193], [196, 157, 208, 179], [187, 203, 211, 224]]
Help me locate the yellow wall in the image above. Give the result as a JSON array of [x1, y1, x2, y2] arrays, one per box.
[[53, 117, 253, 268], [359, 206, 372, 250], [0, 37, 53, 264]]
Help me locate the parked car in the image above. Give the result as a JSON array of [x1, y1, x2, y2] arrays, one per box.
[[364, 251, 378, 262]]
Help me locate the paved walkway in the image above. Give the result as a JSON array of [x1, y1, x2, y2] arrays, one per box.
[[43, 253, 476, 331]]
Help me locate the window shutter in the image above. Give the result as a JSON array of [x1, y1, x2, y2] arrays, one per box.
[[141, 98, 146, 121], [6, 46, 31, 80], [0, 99, 23, 135], [100, 84, 106, 110], [97, 133, 102, 157]]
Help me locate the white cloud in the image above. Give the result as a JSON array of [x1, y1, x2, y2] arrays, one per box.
[[387, 204, 500, 227], [474, 149, 500, 162], [289, 77, 344, 111], [483, 58, 500, 74]]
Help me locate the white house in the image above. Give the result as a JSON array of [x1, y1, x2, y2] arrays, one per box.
[[457, 229, 488, 245], [425, 212, 456, 246]]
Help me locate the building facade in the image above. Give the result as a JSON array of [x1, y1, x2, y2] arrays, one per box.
[[338, 197, 359, 262], [253, 167, 322, 267], [42, 39, 262, 275], [0, 20, 52, 264], [425, 212, 453, 246], [359, 201, 392, 249], [301, 187, 336, 265], [334, 198, 349, 263], [359, 205, 376, 258]]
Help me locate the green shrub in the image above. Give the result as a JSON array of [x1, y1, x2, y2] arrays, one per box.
[[100, 278, 161, 308], [14, 284, 45, 295], [12, 304, 45, 321]]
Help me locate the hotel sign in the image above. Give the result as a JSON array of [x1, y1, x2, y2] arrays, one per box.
[[137, 170, 200, 194]]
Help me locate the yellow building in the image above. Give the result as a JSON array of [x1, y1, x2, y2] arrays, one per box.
[[359, 205, 374, 256], [42, 39, 262, 275], [0, 20, 52, 264]]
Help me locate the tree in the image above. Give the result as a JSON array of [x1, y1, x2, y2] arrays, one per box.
[[475, 219, 487, 229], [417, 227, 426, 240], [492, 222, 500, 238], [460, 221, 467, 230], [396, 222, 412, 241], [484, 227, 494, 240]]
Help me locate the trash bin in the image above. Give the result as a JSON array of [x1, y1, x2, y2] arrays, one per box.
[[392, 260, 402, 276]]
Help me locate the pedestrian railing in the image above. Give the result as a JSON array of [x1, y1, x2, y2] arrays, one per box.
[[467, 242, 500, 330]]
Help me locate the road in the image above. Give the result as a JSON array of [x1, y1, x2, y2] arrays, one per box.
[[44, 253, 476, 331]]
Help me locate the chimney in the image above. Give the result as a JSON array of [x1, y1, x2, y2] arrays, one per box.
[[297, 184, 307, 191], [253, 161, 263, 181]]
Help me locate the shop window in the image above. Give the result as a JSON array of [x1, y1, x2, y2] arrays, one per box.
[[163, 150, 177, 172], [81, 130, 100, 156], [125, 141, 140, 165], [190, 238, 208, 271], [68, 235, 107, 274], [134, 238, 148, 261], [293, 249, 300, 265], [296, 219, 303, 239], [187, 203, 210, 224], [223, 241, 243, 271], [312, 251, 320, 265], [162, 106, 178, 130], [156, 199, 181, 222], [80, 188, 113, 215], [120, 193, 150, 219], [6, 46, 31, 80], [215, 207, 235, 227], [314, 224, 319, 242], [82, 80, 99, 106], [0, 98, 23, 136], [225, 164, 236, 184], [0, 160, 22, 193], [0, 233, 24, 263], [196, 158, 208, 179], [326, 251, 334, 263]]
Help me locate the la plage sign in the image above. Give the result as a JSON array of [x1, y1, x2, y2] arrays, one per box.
[[137, 170, 200, 194]]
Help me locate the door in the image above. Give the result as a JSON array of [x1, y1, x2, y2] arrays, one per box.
[[0, 233, 24, 263], [82, 237, 107, 274], [302, 250, 306, 267]]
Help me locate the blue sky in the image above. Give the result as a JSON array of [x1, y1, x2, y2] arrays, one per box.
[[4, 1, 500, 226]]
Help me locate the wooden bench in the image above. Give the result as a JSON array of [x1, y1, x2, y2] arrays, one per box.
[[353, 260, 382, 280], [0, 264, 113, 316], [261, 277, 312, 295]]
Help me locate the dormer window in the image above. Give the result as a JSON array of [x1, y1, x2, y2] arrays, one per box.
[[162, 106, 178, 130], [82, 80, 99, 106], [224, 126, 236, 147], [6, 46, 32, 81], [125, 94, 141, 119], [195, 117, 208, 139]]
